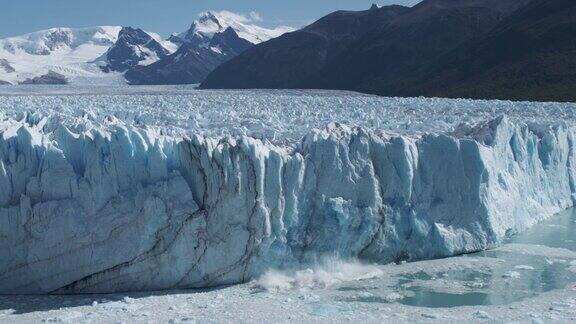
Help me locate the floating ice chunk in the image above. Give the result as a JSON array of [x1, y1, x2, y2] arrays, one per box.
[[384, 292, 405, 302], [473, 310, 491, 319], [502, 271, 521, 279], [514, 265, 535, 270]]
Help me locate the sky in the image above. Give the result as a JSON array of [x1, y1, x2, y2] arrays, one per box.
[[0, 0, 421, 38]]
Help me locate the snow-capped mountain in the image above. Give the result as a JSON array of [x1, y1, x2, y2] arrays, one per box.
[[101, 27, 173, 73], [125, 11, 294, 85], [0, 26, 124, 85], [126, 26, 253, 85], [0, 26, 120, 56], [0, 11, 293, 86], [169, 10, 293, 45]]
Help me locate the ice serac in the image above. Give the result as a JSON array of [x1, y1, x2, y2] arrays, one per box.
[[0, 116, 573, 294]]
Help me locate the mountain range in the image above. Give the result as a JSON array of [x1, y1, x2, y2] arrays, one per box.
[[0, 11, 293, 85], [201, 0, 576, 102], [1, 1, 575, 102], [123, 11, 282, 85]]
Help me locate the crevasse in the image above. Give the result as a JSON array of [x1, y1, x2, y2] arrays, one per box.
[[0, 115, 573, 294]]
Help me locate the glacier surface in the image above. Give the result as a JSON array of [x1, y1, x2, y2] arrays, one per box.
[[1, 86, 576, 144], [0, 90, 574, 294]]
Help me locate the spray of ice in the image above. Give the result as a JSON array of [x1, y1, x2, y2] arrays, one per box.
[[253, 258, 383, 291]]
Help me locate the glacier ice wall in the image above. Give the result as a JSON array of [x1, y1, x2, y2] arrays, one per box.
[[0, 116, 574, 294]]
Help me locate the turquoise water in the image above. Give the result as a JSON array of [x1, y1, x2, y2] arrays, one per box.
[[504, 209, 576, 251], [331, 208, 576, 308], [395, 208, 576, 308]]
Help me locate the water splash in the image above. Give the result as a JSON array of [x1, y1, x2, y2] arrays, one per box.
[[253, 258, 383, 292]]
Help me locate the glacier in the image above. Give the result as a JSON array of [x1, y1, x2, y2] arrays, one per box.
[[0, 110, 574, 294], [1, 87, 576, 142]]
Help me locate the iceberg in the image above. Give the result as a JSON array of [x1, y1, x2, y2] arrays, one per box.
[[0, 115, 573, 294]]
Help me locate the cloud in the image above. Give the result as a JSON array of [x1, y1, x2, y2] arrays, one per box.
[[248, 11, 263, 22], [204, 10, 264, 24]]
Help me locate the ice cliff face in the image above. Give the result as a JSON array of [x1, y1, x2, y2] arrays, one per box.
[[0, 115, 573, 294]]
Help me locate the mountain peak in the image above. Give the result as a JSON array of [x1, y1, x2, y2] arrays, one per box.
[[197, 11, 222, 25], [103, 26, 169, 72], [176, 10, 294, 45]]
